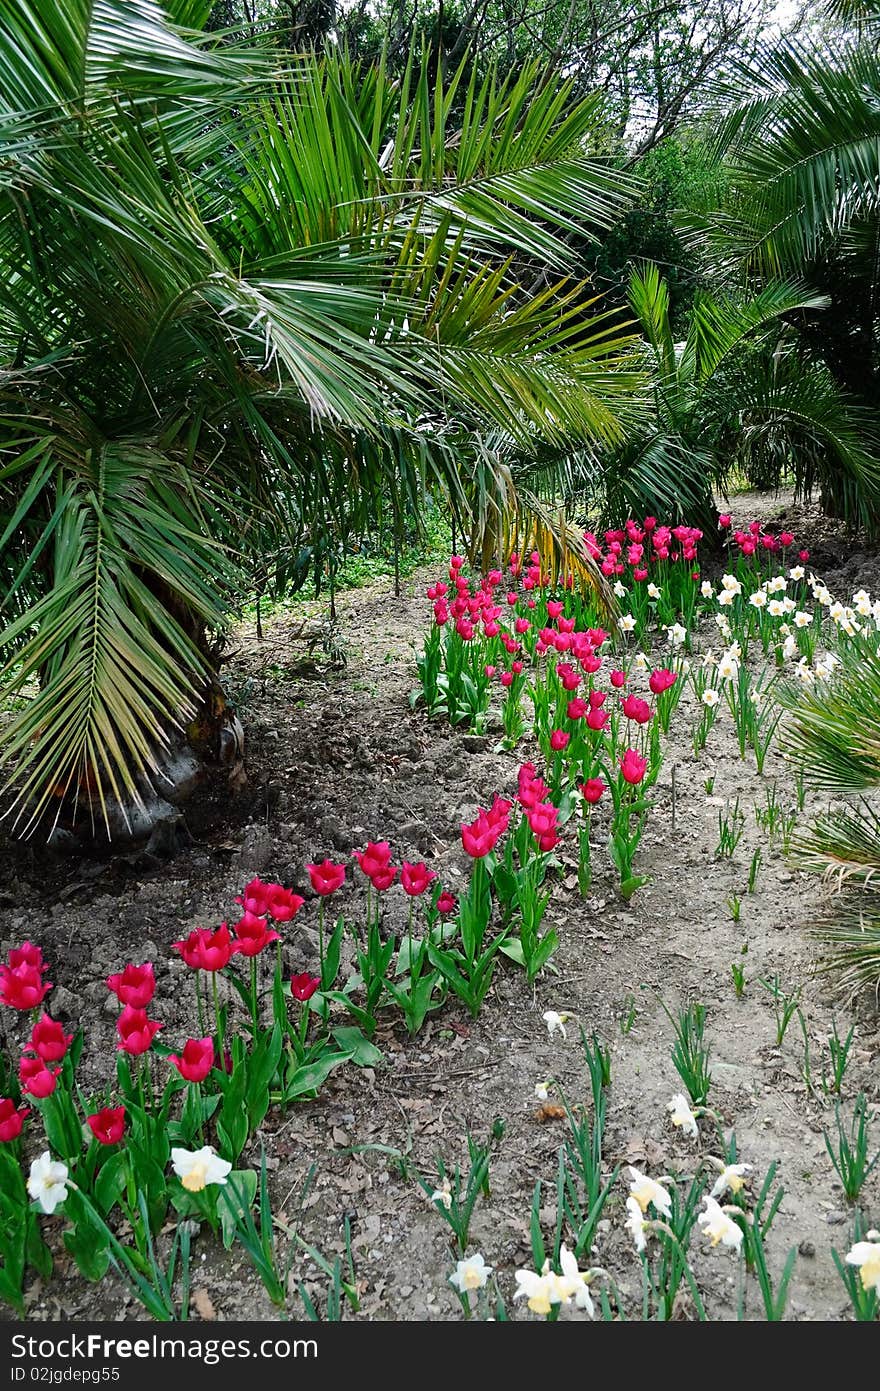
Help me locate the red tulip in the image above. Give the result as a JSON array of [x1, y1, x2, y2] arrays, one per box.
[[610, 670, 626, 688], [265, 885, 305, 922], [0, 1097, 29, 1142], [621, 694, 652, 725], [370, 864, 398, 891], [799, 549, 810, 561], [461, 811, 503, 858], [567, 697, 588, 721], [172, 926, 237, 972], [549, 729, 570, 752], [526, 802, 559, 842], [581, 778, 606, 804], [168, 1037, 214, 1083], [401, 861, 436, 897], [620, 749, 648, 785], [0, 962, 52, 1011], [7, 942, 47, 974], [116, 1006, 162, 1056], [19, 1055, 60, 1099], [718, 514, 732, 528], [232, 912, 280, 957], [307, 860, 346, 895], [436, 891, 458, 916], [648, 668, 677, 695], [27, 1014, 72, 1064], [86, 1106, 126, 1145], [106, 962, 156, 1009], [354, 842, 392, 880], [290, 973, 320, 1002], [586, 706, 610, 731], [546, 600, 564, 619]]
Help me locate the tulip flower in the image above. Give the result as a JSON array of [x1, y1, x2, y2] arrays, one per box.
[[232, 913, 280, 957], [264, 885, 305, 922], [0, 962, 52, 1011], [86, 1106, 126, 1145], [401, 862, 436, 897], [116, 1005, 162, 1055], [620, 749, 648, 785], [27, 1152, 69, 1214], [171, 1145, 232, 1194], [621, 694, 652, 725], [307, 859, 346, 895], [106, 962, 156, 1009], [549, 729, 569, 751], [436, 891, 458, 916], [19, 1055, 61, 1099], [354, 842, 392, 880], [370, 864, 398, 891], [27, 1014, 72, 1064], [0, 1097, 30, 1141], [7, 942, 47, 974], [648, 668, 677, 695], [168, 1037, 215, 1083], [580, 778, 606, 804], [172, 926, 237, 972], [567, 697, 587, 720], [290, 973, 320, 1002], [609, 669, 626, 688]]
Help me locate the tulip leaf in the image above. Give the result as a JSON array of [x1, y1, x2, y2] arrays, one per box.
[[94, 1150, 128, 1216], [330, 1026, 382, 1067]]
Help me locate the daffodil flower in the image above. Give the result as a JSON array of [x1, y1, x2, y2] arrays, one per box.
[[749, 590, 767, 609], [558, 1244, 596, 1316], [625, 1196, 649, 1253], [618, 614, 637, 633], [789, 565, 805, 580], [702, 688, 720, 708], [697, 1196, 744, 1252], [667, 1093, 699, 1139], [431, 1176, 453, 1210], [535, 1081, 550, 1101], [627, 1166, 673, 1217], [647, 583, 661, 600], [450, 1252, 493, 1292], [171, 1145, 232, 1193], [27, 1152, 69, 1214], [721, 574, 742, 594], [543, 1009, 568, 1039], [710, 1162, 751, 1199], [667, 622, 686, 647], [514, 1267, 555, 1315], [845, 1237, 880, 1294]]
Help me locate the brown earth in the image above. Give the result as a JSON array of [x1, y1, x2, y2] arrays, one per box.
[[1, 490, 878, 1322]]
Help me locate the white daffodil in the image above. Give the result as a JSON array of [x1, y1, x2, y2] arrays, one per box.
[[543, 1010, 568, 1039], [171, 1146, 232, 1194], [701, 688, 720, 708], [788, 565, 805, 581], [514, 1267, 555, 1315], [845, 1238, 880, 1294], [697, 1196, 744, 1252], [793, 610, 811, 628], [778, 621, 791, 635], [703, 650, 717, 668], [853, 589, 872, 613], [767, 575, 787, 593], [796, 659, 815, 685], [749, 590, 767, 609], [647, 582, 661, 600], [781, 596, 796, 613], [721, 574, 742, 594], [710, 1163, 751, 1199], [618, 613, 637, 633], [628, 1166, 673, 1218], [782, 635, 798, 660], [701, 581, 714, 599], [634, 651, 649, 672], [829, 601, 845, 622], [558, 1244, 596, 1316], [535, 1081, 550, 1102], [667, 622, 687, 647], [450, 1253, 493, 1292], [625, 1196, 649, 1253], [613, 580, 627, 598], [718, 589, 736, 608], [717, 653, 738, 681], [431, 1176, 453, 1210], [815, 585, 832, 606], [714, 615, 731, 636], [667, 1093, 699, 1139], [767, 599, 785, 618], [27, 1152, 69, 1214]]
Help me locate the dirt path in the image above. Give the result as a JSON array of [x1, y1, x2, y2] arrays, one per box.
[[2, 494, 879, 1321]]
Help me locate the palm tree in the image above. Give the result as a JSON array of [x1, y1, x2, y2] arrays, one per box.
[[0, 1, 643, 836], [698, 16, 880, 522]]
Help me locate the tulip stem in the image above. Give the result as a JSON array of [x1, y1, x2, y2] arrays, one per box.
[[249, 956, 259, 1031], [318, 900, 325, 984], [211, 972, 225, 1064], [194, 974, 205, 1036]]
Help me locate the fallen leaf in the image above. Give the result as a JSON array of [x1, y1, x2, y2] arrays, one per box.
[[533, 1104, 567, 1123], [191, 1288, 216, 1321]]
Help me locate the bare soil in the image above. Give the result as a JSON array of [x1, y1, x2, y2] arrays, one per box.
[[2, 491, 878, 1323]]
